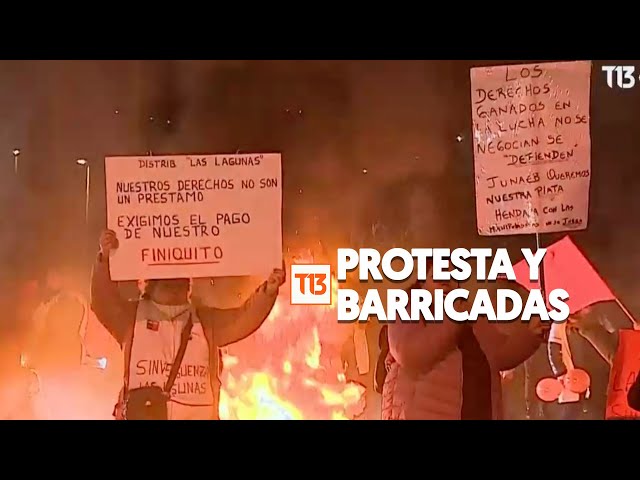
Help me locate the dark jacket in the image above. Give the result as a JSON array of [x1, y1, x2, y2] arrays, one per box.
[[90, 253, 277, 419]]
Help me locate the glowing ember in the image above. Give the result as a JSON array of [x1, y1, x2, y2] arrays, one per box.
[[220, 264, 365, 420]]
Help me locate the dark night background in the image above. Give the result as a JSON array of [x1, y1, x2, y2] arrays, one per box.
[[1, 60, 639, 315]]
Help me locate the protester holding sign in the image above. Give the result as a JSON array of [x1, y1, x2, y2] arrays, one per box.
[[91, 230, 285, 420]]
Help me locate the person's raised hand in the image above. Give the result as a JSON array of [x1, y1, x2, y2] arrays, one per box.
[[265, 260, 286, 295], [99, 229, 119, 256]]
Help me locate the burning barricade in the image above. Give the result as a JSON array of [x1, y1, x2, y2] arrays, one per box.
[[219, 258, 366, 420]]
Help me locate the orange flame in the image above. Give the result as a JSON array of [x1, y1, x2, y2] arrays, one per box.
[[219, 269, 366, 420]]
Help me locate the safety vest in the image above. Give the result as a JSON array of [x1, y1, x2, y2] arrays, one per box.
[[125, 300, 215, 420]]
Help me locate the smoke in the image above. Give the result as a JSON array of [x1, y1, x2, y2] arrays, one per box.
[[143, 61, 468, 257], [8, 59, 640, 317], [0, 63, 36, 280]]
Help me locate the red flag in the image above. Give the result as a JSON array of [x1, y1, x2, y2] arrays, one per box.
[[513, 236, 616, 314]]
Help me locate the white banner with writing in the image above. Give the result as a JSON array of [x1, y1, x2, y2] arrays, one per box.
[[105, 154, 282, 281], [471, 61, 592, 236]]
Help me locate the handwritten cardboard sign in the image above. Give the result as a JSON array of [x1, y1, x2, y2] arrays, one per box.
[[105, 154, 282, 281], [606, 329, 640, 419], [470, 61, 592, 236]]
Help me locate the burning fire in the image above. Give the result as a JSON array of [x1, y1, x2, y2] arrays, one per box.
[[219, 267, 366, 420], [2, 256, 367, 420]]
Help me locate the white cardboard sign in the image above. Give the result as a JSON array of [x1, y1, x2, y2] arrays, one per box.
[[105, 154, 282, 281], [471, 61, 592, 236]]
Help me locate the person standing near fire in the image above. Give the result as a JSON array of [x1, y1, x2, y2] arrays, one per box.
[[383, 272, 548, 420], [24, 266, 93, 419], [92, 230, 285, 420], [26, 267, 86, 370]]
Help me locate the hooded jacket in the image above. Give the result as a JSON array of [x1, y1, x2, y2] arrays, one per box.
[[90, 253, 277, 419], [382, 281, 542, 420]]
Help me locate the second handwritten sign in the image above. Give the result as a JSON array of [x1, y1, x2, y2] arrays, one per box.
[[471, 61, 592, 236], [105, 154, 282, 281]]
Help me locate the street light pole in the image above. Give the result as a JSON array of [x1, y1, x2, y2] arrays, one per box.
[[85, 164, 91, 226], [12, 148, 20, 175], [76, 158, 92, 289], [76, 159, 90, 226]]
